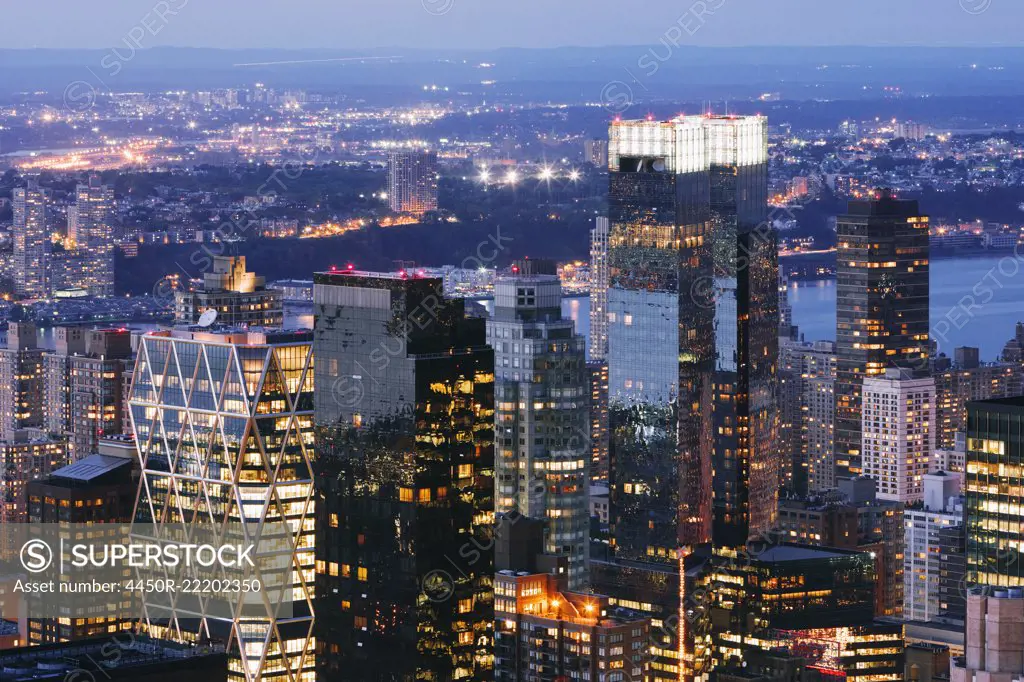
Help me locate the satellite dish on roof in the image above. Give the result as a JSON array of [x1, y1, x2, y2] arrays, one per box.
[[198, 309, 218, 328]]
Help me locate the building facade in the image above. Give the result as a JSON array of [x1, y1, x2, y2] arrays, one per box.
[[26, 452, 136, 644], [778, 339, 836, 494], [861, 368, 936, 503], [904, 472, 963, 623], [175, 256, 284, 328], [590, 216, 610, 361], [0, 429, 65, 524], [589, 360, 610, 484], [835, 192, 930, 481], [965, 397, 1024, 587], [12, 180, 49, 300], [313, 271, 494, 681], [0, 322, 45, 442], [494, 571, 650, 682], [387, 150, 439, 215], [951, 589, 1024, 682], [709, 543, 905, 682], [73, 175, 116, 297], [488, 265, 590, 589], [129, 328, 316, 682], [43, 327, 133, 461], [934, 359, 1021, 452]]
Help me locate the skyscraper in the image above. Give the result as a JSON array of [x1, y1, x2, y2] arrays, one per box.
[[0, 322, 45, 442], [589, 217, 612, 487], [607, 116, 715, 568], [12, 180, 49, 300], [861, 367, 936, 503], [904, 471, 962, 622], [607, 114, 777, 558], [0, 429, 64, 525], [387, 150, 439, 215], [835, 191, 930, 481], [313, 270, 494, 681], [129, 327, 316, 682], [965, 397, 1024, 587], [779, 339, 836, 494], [43, 327, 134, 461], [74, 175, 116, 297], [934, 355, 1021, 451], [607, 115, 776, 682], [584, 138, 609, 167], [27, 450, 136, 644], [589, 216, 610, 362], [488, 261, 589, 589]]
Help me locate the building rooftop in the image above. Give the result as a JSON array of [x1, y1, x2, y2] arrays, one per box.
[[755, 543, 863, 563], [51, 454, 132, 483], [147, 327, 312, 345], [0, 636, 226, 681], [969, 395, 1024, 409]]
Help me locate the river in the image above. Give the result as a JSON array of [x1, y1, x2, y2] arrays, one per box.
[[518, 256, 1024, 363]]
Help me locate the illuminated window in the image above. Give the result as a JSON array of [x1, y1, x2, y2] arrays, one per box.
[[970, 438, 1005, 456]]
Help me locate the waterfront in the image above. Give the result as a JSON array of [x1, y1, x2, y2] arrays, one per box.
[[7, 256, 1021, 361], [789, 255, 1024, 361], [487, 256, 1024, 363]]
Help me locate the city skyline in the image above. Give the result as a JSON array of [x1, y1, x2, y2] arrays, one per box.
[[2, 6, 1024, 679]]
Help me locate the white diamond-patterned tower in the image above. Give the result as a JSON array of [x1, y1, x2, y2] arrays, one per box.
[[129, 328, 316, 682]]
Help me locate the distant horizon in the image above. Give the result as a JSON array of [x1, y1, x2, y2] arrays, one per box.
[[4, 43, 1024, 52], [2, 0, 1020, 51]]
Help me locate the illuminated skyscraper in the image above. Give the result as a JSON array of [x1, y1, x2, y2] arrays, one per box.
[[606, 115, 776, 682], [861, 368, 935, 503], [313, 271, 494, 681], [779, 340, 837, 493], [488, 261, 589, 589], [904, 471, 962, 622], [589, 216, 610, 362], [43, 327, 134, 461], [965, 397, 1024, 587], [835, 192, 930, 481], [0, 322, 45, 442], [12, 179, 49, 300], [0, 428, 64, 525], [74, 175, 116, 297], [387, 150, 439, 215], [129, 327, 316, 682], [584, 138, 609, 167], [934, 354, 1021, 452], [607, 114, 777, 557]]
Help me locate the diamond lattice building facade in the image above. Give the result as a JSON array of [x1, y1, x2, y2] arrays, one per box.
[[128, 327, 315, 682]]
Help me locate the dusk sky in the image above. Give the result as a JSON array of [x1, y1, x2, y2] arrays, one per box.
[[2, 0, 1019, 50]]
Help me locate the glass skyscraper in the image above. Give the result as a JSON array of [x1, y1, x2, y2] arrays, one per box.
[[966, 397, 1024, 587], [313, 271, 494, 681], [607, 114, 777, 558], [835, 192, 930, 481], [606, 115, 776, 682]]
